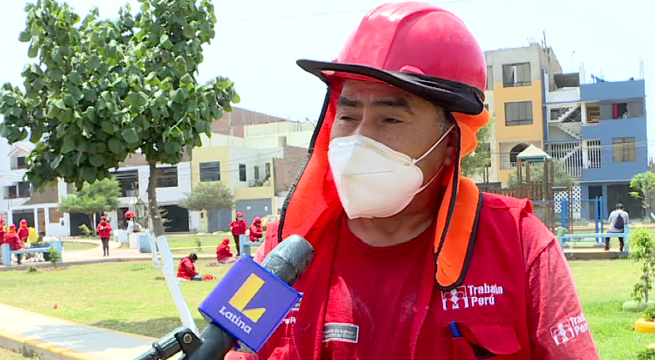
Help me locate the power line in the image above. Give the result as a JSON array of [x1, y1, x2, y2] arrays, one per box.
[[218, 0, 485, 24]]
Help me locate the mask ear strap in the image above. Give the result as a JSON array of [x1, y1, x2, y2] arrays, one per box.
[[415, 124, 455, 164]]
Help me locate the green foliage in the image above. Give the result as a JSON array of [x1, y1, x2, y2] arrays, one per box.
[[180, 181, 234, 211], [48, 246, 61, 268], [0, 0, 238, 194], [631, 228, 655, 303], [645, 306, 655, 322], [461, 117, 493, 178], [631, 172, 655, 213], [78, 223, 93, 237], [507, 158, 576, 190], [194, 234, 202, 253], [59, 178, 120, 234], [638, 348, 655, 360]]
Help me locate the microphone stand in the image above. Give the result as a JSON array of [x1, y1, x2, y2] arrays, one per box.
[[135, 327, 202, 360]]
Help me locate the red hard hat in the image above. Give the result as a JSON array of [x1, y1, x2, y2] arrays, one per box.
[[237, 212, 243, 217], [297, 2, 486, 114]]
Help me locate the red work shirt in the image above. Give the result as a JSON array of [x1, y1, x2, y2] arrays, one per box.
[[323, 216, 431, 359], [177, 258, 198, 280], [97, 222, 113, 239], [17, 226, 29, 240], [231, 219, 248, 236], [5, 232, 22, 251], [250, 224, 263, 242]]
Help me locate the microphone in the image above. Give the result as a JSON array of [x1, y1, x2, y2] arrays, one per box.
[[135, 235, 314, 360]]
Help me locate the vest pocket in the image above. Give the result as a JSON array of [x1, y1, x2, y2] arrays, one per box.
[[450, 318, 521, 358]]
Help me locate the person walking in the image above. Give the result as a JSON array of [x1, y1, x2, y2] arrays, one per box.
[[230, 212, 248, 257], [97, 216, 113, 257]]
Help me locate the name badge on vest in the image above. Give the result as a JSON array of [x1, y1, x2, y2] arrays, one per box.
[[323, 323, 360, 343]]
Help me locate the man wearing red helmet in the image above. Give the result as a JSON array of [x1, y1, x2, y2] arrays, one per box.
[[230, 212, 248, 256], [229, 3, 599, 360]]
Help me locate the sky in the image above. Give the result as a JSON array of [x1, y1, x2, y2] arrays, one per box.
[[0, 0, 653, 150]]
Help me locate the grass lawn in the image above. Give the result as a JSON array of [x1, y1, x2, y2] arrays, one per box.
[[0, 259, 651, 359], [61, 242, 98, 251], [165, 234, 232, 250], [0, 347, 32, 360]]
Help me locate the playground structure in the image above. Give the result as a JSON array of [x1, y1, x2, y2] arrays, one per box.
[[480, 145, 614, 248]]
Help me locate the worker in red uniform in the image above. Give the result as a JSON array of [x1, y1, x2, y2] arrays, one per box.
[[17, 219, 29, 242], [249, 217, 263, 243], [5, 224, 23, 265], [230, 212, 248, 257], [97, 216, 113, 257], [216, 238, 234, 263], [0, 218, 5, 245], [227, 3, 599, 360], [177, 253, 203, 281]]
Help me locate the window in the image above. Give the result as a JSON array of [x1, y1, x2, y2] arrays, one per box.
[[613, 138, 636, 162], [199, 161, 220, 182], [49, 208, 63, 224], [18, 182, 30, 197], [265, 163, 271, 178], [156, 166, 178, 188], [502, 63, 531, 87], [586, 140, 601, 169], [112, 170, 139, 197], [612, 103, 629, 119], [239, 164, 247, 182], [254, 166, 260, 180], [16, 156, 26, 169], [505, 101, 533, 126], [486, 66, 493, 90]]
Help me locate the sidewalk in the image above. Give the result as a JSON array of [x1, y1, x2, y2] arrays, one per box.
[[0, 303, 167, 360]]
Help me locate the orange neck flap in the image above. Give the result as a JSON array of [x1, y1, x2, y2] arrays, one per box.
[[280, 88, 490, 290]]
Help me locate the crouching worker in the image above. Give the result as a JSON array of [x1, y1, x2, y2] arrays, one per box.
[[177, 253, 203, 281], [216, 238, 236, 264]]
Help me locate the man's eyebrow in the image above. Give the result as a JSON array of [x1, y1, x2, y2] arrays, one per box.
[[372, 97, 414, 114], [337, 96, 363, 108]]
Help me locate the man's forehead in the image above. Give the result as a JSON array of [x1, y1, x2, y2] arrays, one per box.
[[340, 78, 408, 97]]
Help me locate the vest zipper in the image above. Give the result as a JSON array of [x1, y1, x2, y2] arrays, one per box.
[[409, 248, 437, 359]]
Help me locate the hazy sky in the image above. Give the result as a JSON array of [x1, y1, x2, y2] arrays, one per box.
[[0, 0, 652, 150]]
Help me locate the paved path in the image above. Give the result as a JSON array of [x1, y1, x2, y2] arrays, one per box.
[[0, 303, 176, 360]]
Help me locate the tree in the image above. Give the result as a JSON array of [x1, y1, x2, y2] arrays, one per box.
[[630, 171, 655, 215], [180, 181, 233, 213], [631, 228, 655, 304], [58, 178, 120, 234], [0, 0, 238, 238], [461, 117, 494, 178], [507, 158, 576, 189]]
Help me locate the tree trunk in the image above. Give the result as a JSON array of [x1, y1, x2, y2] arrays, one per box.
[[147, 161, 166, 237], [88, 214, 96, 235]]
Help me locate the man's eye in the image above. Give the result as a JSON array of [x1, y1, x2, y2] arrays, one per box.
[[338, 115, 358, 122], [384, 117, 402, 123]]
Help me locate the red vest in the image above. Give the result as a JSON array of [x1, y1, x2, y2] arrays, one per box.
[[258, 193, 534, 360]]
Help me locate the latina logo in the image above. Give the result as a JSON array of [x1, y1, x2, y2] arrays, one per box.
[[218, 273, 268, 334]]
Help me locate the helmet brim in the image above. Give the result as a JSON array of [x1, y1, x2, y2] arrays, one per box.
[[297, 60, 485, 115]]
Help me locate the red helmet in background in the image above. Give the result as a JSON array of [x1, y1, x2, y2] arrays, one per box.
[[125, 211, 135, 219], [237, 212, 243, 217], [298, 2, 486, 115]]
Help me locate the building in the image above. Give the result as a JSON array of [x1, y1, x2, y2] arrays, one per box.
[[1, 145, 200, 237], [191, 121, 314, 232], [482, 43, 563, 185], [544, 72, 647, 217], [0, 108, 313, 237]]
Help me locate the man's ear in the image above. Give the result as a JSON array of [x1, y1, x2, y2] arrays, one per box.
[[442, 132, 458, 167]]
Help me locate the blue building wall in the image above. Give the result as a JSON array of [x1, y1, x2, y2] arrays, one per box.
[[581, 117, 648, 182], [578, 80, 647, 219], [580, 80, 645, 102]]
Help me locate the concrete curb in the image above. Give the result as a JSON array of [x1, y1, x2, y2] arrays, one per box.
[[0, 328, 106, 360], [0, 253, 222, 272]]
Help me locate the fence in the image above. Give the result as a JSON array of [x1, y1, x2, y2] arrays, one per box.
[[533, 197, 604, 234]]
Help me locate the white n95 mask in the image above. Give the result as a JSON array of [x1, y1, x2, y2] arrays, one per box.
[[328, 125, 454, 219]]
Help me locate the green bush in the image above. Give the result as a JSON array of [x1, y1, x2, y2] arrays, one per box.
[[631, 228, 655, 303], [645, 306, 655, 322], [48, 247, 61, 268], [638, 348, 655, 360], [79, 224, 93, 237]]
